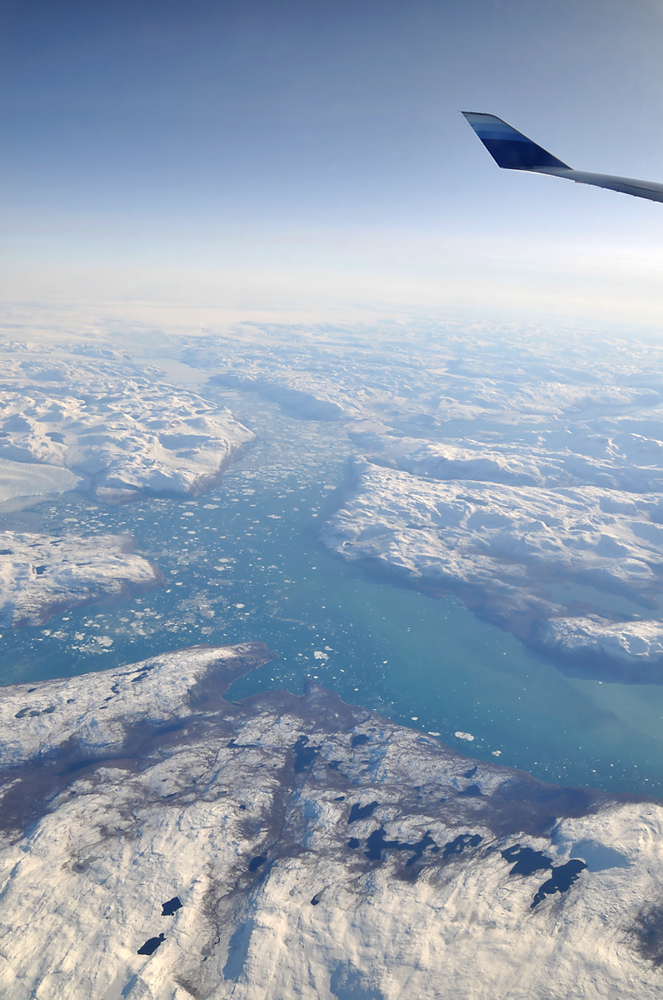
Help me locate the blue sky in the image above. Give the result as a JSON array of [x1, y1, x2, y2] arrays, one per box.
[[3, 0, 663, 331]]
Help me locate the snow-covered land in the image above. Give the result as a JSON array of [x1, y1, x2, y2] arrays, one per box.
[[190, 326, 663, 678], [322, 458, 663, 678], [1, 644, 662, 999], [542, 616, 663, 667], [0, 643, 271, 768], [0, 458, 80, 504], [0, 530, 160, 627], [0, 345, 254, 502], [325, 458, 663, 594], [365, 431, 663, 494], [184, 325, 663, 432]]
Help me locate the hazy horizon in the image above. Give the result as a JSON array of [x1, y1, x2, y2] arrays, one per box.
[[3, 0, 663, 332]]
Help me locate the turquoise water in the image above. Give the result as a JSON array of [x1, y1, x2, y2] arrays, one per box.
[[1, 387, 663, 796]]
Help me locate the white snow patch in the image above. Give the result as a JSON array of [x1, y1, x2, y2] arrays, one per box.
[[0, 530, 159, 627]]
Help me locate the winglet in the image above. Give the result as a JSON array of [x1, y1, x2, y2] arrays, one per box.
[[462, 112, 570, 171]]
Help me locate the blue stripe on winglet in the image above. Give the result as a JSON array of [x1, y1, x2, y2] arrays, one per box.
[[462, 112, 570, 170]]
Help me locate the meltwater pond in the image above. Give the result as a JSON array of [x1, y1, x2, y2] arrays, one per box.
[[1, 387, 663, 797]]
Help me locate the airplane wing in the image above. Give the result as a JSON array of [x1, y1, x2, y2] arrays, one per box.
[[462, 112, 663, 204]]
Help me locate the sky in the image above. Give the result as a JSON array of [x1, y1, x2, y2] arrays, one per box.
[[3, 0, 663, 334]]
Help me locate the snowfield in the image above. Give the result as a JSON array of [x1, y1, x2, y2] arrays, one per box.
[[0, 345, 254, 502], [322, 458, 663, 677], [0, 458, 80, 504], [1, 644, 662, 999], [324, 458, 663, 593], [0, 530, 160, 627], [542, 615, 663, 665]]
